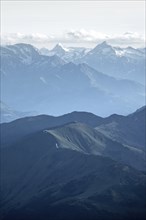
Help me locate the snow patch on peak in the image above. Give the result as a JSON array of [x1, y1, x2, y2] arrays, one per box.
[[114, 48, 125, 57], [4, 43, 40, 64]]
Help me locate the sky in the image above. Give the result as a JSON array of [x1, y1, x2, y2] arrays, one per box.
[[1, 0, 145, 48]]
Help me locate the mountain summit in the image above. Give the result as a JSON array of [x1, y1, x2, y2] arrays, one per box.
[[51, 43, 69, 57]]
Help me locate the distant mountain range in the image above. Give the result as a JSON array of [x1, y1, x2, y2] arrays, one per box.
[[0, 43, 145, 117], [1, 107, 146, 220], [40, 43, 90, 62], [40, 41, 145, 84]]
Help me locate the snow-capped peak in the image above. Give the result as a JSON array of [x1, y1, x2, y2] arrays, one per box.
[[53, 43, 69, 52], [114, 46, 145, 58], [8, 43, 39, 55], [89, 41, 115, 56], [3, 43, 40, 64]]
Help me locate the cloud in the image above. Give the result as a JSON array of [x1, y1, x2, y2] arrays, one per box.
[[65, 29, 145, 47], [0, 33, 53, 45], [66, 29, 108, 42], [0, 30, 145, 48]]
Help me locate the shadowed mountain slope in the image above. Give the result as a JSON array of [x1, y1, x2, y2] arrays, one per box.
[[1, 107, 146, 220], [1, 106, 145, 151], [1, 128, 146, 220], [96, 106, 146, 150], [0, 111, 103, 147]]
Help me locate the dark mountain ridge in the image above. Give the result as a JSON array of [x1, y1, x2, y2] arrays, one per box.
[[96, 106, 146, 150], [0, 111, 103, 147], [1, 106, 145, 150]]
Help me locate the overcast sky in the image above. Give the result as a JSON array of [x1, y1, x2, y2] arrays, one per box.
[[1, 1, 145, 48]]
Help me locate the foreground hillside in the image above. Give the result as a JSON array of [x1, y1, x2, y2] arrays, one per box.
[[0, 107, 146, 220]]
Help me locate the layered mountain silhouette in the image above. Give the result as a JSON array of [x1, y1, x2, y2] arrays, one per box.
[[0, 43, 145, 117], [41, 41, 145, 84], [1, 41, 146, 220], [1, 106, 145, 151]]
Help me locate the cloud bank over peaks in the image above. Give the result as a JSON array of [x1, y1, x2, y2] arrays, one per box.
[[66, 29, 145, 47], [1, 30, 145, 48]]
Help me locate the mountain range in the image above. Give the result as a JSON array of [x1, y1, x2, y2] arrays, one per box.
[[40, 43, 90, 62], [0, 43, 145, 118], [1, 106, 145, 151], [40, 41, 145, 84], [0, 40, 145, 220], [0, 107, 146, 220]]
